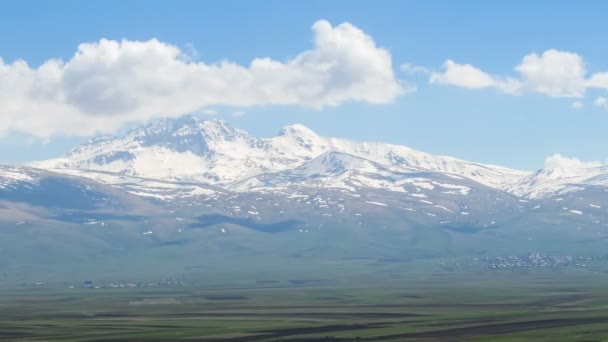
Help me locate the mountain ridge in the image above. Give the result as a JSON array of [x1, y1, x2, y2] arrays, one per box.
[[35, 115, 537, 193]]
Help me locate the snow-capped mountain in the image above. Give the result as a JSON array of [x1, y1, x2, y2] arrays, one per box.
[[32, 115, 608, 202], [36, 115, 528, 191], [231, 151, 472, 195], [507, 155, 608, 198], [5, 117, 608, 278], [27, 115, 541, 236], [0, 164, 156, 224]]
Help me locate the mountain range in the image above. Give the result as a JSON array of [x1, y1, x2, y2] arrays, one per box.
[[1, 115, 607, 282]]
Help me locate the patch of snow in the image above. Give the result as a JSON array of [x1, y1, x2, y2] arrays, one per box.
[[127, 191, 174, 200], [413, 182, 435, 190], [365, 201, 388, 207], [433, 182, 471, 195], [434, 205, 453, 213]]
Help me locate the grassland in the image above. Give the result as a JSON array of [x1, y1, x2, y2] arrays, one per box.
[[2, 261, 608, 341]]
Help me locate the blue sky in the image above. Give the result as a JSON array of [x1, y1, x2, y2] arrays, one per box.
[[1, 1, 607, 170]]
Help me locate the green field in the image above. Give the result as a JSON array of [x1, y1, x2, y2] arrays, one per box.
[[2, 261, 608, 342]]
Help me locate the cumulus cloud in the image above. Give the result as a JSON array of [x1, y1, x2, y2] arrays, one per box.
[[400, 63, 430, 75], [594, 96, 607, 108], [429, 49, 608, 98], [200, 109, 219, 115], [0, 20, 405, 138], [571, 101, 584, 109], [587, 72, 608, 88], [429, 60, 520, 93], [430, 60, 498, 89], [544, 154, 602, 170], [514, 50, 586, 97]]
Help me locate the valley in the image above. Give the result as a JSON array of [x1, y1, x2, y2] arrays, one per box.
[[3, 264, 608, 341]]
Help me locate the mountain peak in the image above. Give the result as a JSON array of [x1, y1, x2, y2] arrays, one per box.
[[278, 124, 318, 139], [197, 118, 240, 139], [36, 115, 536, 193], [126, 115, 209, 136], [294, 151, 370, 176], [275, 124, 324, 152], [123, 115, 245, 145], [539, 154, 603, 179]]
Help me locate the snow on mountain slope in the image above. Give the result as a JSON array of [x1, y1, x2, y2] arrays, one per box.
[[51, 168, 223, 202], [231, 151, 422, 193], [0, 165, 156, 218], [506, 155, 608, 198], [274, 124, 527, 189], [0, 165, 44, 190], [36, 116, 275, 184], [35, 115, 528, 192], [226, 150, 521, 233]]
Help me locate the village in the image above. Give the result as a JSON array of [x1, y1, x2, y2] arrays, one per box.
[[441, 253, 605, 271]]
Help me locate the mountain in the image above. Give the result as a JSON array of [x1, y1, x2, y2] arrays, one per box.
[[36, 115, 608, 200], [2, 115, 607, 282], [0, 164, 158, 225], [507, 155, 608, 198], [36, 115, 528, 191], [30, 115, 608, 236]]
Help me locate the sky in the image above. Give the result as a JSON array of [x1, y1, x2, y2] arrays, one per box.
[[1, 0, 607, 170]]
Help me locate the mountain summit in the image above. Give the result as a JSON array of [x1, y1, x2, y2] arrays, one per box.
[[32, 115, 608, 201], [36, 115, 532, 190]]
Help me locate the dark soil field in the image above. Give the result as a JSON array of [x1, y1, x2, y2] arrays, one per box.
[[2, 264, 608, 341]]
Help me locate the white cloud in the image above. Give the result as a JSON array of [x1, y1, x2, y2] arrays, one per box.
[[587, 72, 608, 88], [514, 50, 586, 97], [200, 109, 219, 115], [428, 49, 608, 99], [594, 96, 607, 108], [430, 60, 521, 94], [544, 154, 602, 170], [0, 20, 405, 138], [400, 63, 430, 75], [571, 101, 584, 109], [430, 60, 498, 89]]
